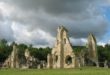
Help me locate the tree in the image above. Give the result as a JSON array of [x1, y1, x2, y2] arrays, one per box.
[[0, 39, 12, 62], [97, 44, 110, 67], [17, 43, 28, 59]]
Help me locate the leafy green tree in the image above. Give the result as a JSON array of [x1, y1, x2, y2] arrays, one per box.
[[29, 47, 51, 61], [17, 43, 28, 59], [0, 39, 12, 62]]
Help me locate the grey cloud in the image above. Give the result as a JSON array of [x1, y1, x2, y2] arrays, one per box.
[[0, 0, 109, 46], [25, 12, 108, 39], [0, 22, 14, 42], [31, 39, 49, 45], [70, 38, 87, 46], [4, 0, 105, 15], [0, 10, 4, 21], [6, 0, 108, 38]]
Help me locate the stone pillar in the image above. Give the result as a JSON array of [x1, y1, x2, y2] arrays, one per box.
[[104, 60, 108, 68], [47, 54, 53, 68], [24, 49, 30, 68], [87, 33, 99, 67]]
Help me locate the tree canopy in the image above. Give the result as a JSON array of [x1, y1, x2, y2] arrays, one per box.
[[0, 39, 110, 65]]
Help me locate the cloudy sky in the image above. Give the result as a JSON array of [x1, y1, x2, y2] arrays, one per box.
[[0, 0, 110, 47]]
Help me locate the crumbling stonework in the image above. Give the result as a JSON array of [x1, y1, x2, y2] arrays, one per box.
[[2, 26, 99, 69], [24, 49, 31, 68], [24, 49, 38, 68], [3, 45, 19, 68], [47, 26, 75, 69], [87, 33, 98, 67]]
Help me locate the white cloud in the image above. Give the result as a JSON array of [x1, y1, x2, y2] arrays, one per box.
[[11, 22, 55, 47], [0, 2, 15, 17], [97, 42, 106, 47], [0, 0, 109, 47], [11, 22, 31, 43], [70, 38, 87, 46], [108, 40, 110, 44]]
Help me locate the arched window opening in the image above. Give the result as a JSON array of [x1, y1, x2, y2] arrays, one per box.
[[65, 55, 72, 65]]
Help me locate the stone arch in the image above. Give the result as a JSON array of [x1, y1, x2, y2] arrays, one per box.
[[65, 55, 72, 65]]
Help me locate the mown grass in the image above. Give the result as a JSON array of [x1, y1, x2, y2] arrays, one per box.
[[0, 67, 110, 75]]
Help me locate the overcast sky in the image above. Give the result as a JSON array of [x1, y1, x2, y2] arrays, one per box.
[[0, 0, 110, 47]]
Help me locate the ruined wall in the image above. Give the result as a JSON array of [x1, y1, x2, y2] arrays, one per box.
[[87, 33, 98, 66], [47, 26, 75, 69], [3, 45, 19, 68]]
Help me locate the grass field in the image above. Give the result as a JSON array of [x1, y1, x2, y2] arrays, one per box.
[[0, 67, 110, 75]]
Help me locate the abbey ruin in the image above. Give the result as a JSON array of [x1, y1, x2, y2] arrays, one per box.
[[47, 26, 98, 69], [47, 26, 75, 68], [2, 26, 98, 69]]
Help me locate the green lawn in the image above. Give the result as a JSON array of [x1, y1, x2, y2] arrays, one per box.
[[0, 67, 110, 75]]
